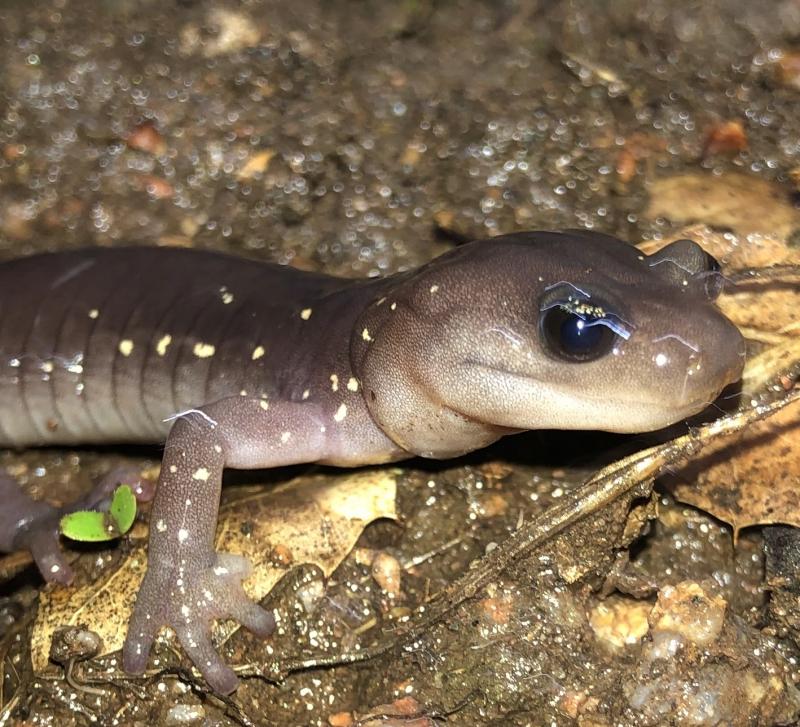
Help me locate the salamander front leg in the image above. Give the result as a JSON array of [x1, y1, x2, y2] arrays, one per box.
[[122, 396, 328, 694], [0, 466, 153, 584], [0, 472, 75, 584]]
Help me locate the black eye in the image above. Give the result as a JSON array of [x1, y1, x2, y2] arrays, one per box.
[[704, 253, 721, 275], [540, 306, 617, 362], [701, 254, 725, 300]]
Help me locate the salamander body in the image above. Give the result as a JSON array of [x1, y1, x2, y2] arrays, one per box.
[[0, 231, 745, 693]]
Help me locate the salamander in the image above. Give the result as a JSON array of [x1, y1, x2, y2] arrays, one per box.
[[0, 231, 745, 693]]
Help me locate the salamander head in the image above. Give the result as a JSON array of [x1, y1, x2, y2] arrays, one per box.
[[352, 231, 745, 457]]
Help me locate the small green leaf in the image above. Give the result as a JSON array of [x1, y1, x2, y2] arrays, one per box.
[[60, 484, 138, 543], [60, 511, 117, 542], [109, 484, 136, 535]]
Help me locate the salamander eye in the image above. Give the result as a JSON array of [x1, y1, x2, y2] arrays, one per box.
[[701, 256, 725, 300], [540, 306, 617, 362]]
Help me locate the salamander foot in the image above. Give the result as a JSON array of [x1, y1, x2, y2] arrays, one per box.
[[123, 551, 275, 694]]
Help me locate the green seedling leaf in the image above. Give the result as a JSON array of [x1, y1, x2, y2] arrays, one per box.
[[109, 484, 136, 534], [60, 484, 138, 542], [60, 511, 117, 542]]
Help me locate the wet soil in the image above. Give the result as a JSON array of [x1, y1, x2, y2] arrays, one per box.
[[3, 1, 800, 725]]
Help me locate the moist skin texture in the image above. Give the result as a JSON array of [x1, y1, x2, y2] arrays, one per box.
[[0, 231, 745, 693]]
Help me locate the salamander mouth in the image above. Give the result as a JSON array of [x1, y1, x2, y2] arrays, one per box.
[[466, 361, 724, 423]]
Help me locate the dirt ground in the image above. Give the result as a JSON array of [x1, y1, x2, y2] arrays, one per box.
[[3, 1, 800, 725]]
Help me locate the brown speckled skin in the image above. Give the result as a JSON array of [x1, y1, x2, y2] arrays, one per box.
[[0, 231, 745, 693]]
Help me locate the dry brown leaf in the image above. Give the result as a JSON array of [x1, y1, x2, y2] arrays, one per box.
[[671, 399, 800, 537], [639, 227, 800, 536], [720, 287, 800, 334], [741, 339, 800, 394], [685, 226, 800, 333], [645, 173, 800, 238], [673, 302, 800, 537], [672, 291, 800, 537], [636, 223, 785, 266], [31, 469, 397, 673]]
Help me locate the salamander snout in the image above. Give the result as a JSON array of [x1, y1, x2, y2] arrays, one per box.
[[647, 310, 745, 413]]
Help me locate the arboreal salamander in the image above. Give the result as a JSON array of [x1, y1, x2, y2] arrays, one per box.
[[0, 231, 744, 692]]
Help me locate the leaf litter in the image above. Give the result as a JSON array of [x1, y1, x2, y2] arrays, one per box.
[[30, 469, 397, 674]]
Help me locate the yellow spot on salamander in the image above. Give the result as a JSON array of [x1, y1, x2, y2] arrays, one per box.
[[334, 403, 348, 422], [156, 334, 172, 356], [390, 302, 397, 311], [193, 342, 215, 358], [213, 444, 222, 453], [119, 339, 134, 357], [259, 399, 269, 411], [302, 389, 310, 400], [300, 308, 312, 320], [347, 377, 359, 392], [430, 284, 439, 293], [281, 431, 291, 443], [240, 389, 248, 396], [192, 467, 210, 481], [252, 345, 265, 360], [41, 361, 54, 373], [361, 328, 373, 342], [220, 286, 234, 304], [330, 374, 339, 392], [169, 465, 177, 473], [88, 308, 99, 319]]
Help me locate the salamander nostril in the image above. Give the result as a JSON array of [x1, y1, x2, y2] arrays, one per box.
[[659, 320, 745, 405]]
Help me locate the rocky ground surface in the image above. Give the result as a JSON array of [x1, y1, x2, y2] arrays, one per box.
[[3, 1, 800, 725]]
